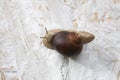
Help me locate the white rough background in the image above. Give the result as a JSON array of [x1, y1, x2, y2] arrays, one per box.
[[0, 0, 120, 80]]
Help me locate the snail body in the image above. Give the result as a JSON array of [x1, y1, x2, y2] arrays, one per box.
[[42, 29, 95, 57]]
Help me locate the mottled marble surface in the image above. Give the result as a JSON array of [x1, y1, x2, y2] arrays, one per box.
[[0, 0, 120, 80]]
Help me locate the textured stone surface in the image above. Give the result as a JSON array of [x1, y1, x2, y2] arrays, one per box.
[[0, 0, 120, 80]]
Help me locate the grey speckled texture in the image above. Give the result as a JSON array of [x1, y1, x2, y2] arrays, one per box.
[[0, 0, 120, 80]]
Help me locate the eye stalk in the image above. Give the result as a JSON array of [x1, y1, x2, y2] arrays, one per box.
[[45, 27, 48, 34]]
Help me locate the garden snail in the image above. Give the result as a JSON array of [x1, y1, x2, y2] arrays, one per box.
[[41, 28, 95, 57]]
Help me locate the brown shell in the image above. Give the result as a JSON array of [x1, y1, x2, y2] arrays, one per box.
[[41, 29, 95, 56]]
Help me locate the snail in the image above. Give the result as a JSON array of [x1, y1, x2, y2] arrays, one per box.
[[41, 28, 95, 57]]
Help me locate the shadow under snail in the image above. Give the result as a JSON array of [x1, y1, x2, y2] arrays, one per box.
[[41, 28, 95, 57]]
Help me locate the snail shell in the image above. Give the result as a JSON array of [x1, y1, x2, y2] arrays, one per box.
[[42, 29, 95, 57]]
